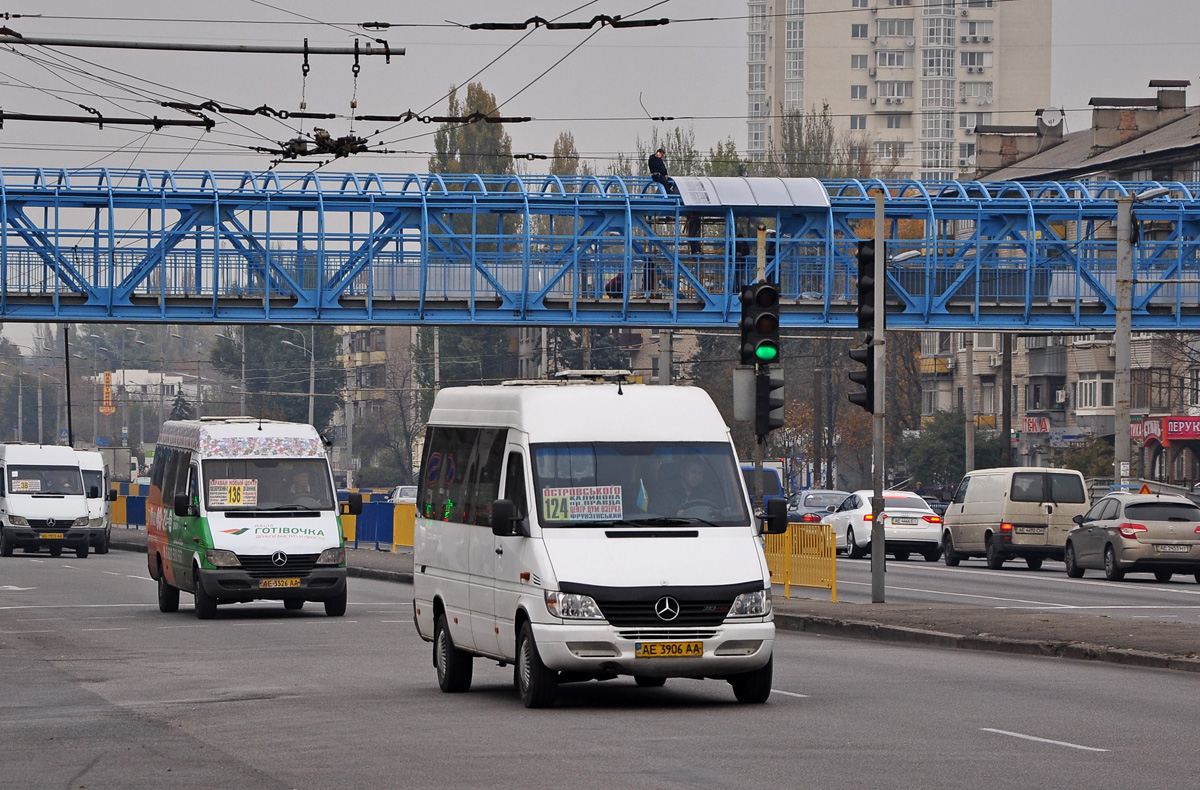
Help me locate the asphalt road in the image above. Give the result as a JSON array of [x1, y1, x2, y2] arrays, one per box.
[[2, 551, 1198, 789], [830, 555, 1200, 623]]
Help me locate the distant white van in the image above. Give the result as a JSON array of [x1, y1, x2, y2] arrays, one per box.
[[76, 450, 118, 554], [412, 378, 788, 708], [941, 467, 1090, 569], [0, 444, 93, 559]]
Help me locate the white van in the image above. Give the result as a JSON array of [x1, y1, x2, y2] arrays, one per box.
[[0, 444, 93, 559], [412, 378, 788, 708], [941, 466, 1090, 569], [146, 419, 361, 619], [76, 450, 118, 554]]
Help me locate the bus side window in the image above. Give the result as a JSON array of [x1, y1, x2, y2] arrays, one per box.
[[503, 452, 528, 523], [470, 429, 507, 527], [0, 466, 5, 498]]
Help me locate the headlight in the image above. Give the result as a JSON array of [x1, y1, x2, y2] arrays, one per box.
[[316, 547, 345, 565], [545, 590, 604, 620], [728, 589, 771, 618], [72, 517, 91, 527], [89, 517, 105, 527], [206, 548, 241, 568], [9, 515, 28, 526]]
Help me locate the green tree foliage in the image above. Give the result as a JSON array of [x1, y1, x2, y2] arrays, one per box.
[[210, 325, 342, 429], [764, 103, 869, 179], [428, 83, 514, 176], [169, 392, 195, 421], [705, 138, 744, 177], [1052, 436, 1113, 478], [900, 410, 1003, 491]]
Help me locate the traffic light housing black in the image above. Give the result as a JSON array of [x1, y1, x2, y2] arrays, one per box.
[[739, 282, 781, 366], [855, 240, 876, 332], [755, 368, 785, 436], [847, 341, 874, 413]]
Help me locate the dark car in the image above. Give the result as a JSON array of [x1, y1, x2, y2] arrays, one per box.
[[922, 496, 948, 517], [787, 489, 850, 524]]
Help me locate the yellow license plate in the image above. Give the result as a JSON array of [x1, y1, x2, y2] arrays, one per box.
[[41, 533, 64, 540], [259, 578, 300, 589], [635, 641, 703, 658]]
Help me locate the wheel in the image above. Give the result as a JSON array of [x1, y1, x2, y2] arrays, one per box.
[[893, 551, 910, 562], [0, 528, 12, 557], [923, 548, 941, 562], [1154, 571, 1173, 582], [434, 613, 473, 693], [76, 543, 89, 559], [942, 532, 961, 567], [846, 526, 865, 559], [193, 569, 217, 619], [48, 545, 62, 558], [1064, 542, 1084, 578], [516, 620, 557, 708], [284, 599, 305, 611], [1194, 573, 1200, 585], [1103, 545, 1125, 581], [634, 675, 666, 688], [157, 572, 180, 613], [1025, 557, 1042, 571], [324, 588, 347, 617], [729, 656, 773, 704], [96, 532, 109, 555], [985, 536, 1005, 569]]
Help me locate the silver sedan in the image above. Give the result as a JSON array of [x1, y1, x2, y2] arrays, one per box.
[[1064, 492, 1200, 582]]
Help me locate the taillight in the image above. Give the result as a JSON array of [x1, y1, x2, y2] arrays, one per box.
[[1195, 526, 1200, 534], [923, 515, 942, 523], [1000, 522, 1013, 532], [1117, 523, 1148, 539], [864, 513, 874, 521], [801, 512, 820, 522]]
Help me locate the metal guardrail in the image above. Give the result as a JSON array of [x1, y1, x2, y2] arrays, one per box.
[[764, 522, 837, 602]]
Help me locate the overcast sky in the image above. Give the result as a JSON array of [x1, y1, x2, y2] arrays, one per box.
[[2, 0, 1199, 176]]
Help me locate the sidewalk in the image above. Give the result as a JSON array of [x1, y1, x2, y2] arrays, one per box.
[[109, 528, 1200, 674]]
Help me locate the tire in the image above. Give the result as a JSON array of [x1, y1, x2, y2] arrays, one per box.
[[96, 532, 109, 555], [434, 613, 473, 693], [730, 655, 773, 704], [923, 548, 942, 562], [1025, 557, 1042, 571], [76, 543, 89, 559], [846, 526, 865, 559], [635, 675, 666, 688], [0, 528, 12, 557], [324, 588, 347, 617], [1194, 573, 1200, 585], [893, 551, 910, 562], [284, 599, 305, 611], [985, 536, 1005, 570], [942, 532, 961, 567], [1154, 571, 1173, 583], [516, 620, 557, 708], [157, 572, 180, 613], [193, 569, 217, 619], [49, 546, 63, 558], [1103, 545, 1125, 582], [1064, 542, 1084, 578]]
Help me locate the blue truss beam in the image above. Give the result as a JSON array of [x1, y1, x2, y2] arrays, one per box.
[[1, 168, 1199, 330]]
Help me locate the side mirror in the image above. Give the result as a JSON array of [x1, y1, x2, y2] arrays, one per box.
[[762, 496, 789, 535], [1072, 513, 1084, 524], [491, 498, 515, 536], [107, 489, 118, 502], [344, 493, 363, 516], [88, 485, 101, 499], [826, 504, 837, 513], [173, 493, 195, 517]]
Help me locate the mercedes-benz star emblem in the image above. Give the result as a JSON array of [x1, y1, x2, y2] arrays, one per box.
[[654, 596, 680, 621], [271, 551, 288, 567], [45, 518, 56, 528]]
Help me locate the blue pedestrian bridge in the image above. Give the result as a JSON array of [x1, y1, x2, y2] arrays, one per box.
[[1, 167, 1198, 331]]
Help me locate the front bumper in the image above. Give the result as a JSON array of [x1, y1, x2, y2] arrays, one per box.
[[4, 525, 90, 550], [531, 619, 774, 678], [197, 566, 347, 603]]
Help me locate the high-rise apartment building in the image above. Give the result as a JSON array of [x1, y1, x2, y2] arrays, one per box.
[[746, 0, 1051, 178]]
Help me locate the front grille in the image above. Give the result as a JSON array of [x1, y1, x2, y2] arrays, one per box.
[[29, 519, 71, 529], [597, 599, 733, 627], [617, 628, 719, 640], [238, 553, 319, 578]]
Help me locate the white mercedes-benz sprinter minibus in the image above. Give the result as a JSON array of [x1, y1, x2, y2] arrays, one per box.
[[76, 449, 118, 554], [0, 444, 92, 558], [412, 376, 787, 708]]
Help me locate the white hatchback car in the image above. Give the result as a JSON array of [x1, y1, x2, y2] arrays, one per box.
[[826, 490, 944, 562]]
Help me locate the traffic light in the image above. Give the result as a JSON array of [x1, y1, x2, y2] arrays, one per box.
[[848, 341, 874, 413], [755, 368, 785, 436], [855, 240, 876, 332], [739, 282, 781, 366]]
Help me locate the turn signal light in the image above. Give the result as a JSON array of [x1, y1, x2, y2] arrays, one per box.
[[1117, 522, 1149, 539]]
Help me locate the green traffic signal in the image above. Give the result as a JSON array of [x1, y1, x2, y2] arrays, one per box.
[[755, 342, 779, 362]]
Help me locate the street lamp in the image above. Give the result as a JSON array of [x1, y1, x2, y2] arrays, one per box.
[[273, 325, 315, 426], [216, 328, 247, 415], [1115, 186, 1171, 486]]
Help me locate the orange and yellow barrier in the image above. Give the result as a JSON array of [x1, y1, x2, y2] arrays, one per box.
[[764, 522, 837, 602]]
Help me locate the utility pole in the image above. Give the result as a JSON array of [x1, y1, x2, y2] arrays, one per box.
[[965, 334, 975, 472], [870, 194, 886, 604]]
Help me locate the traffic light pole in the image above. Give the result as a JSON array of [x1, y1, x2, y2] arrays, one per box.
[[871, 194, 886, 603]]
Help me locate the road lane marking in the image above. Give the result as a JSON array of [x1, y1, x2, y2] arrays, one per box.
[[771, 689, 808, 698], [837, 580, 1075, 608], [0, 603, 150, 611], [1, 629, 56, 634], [82, 627, 130, 632], [981, 728, 1108, 752], [104, 572, 123, 577]]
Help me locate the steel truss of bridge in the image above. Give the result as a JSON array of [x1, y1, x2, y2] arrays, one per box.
[[1, 167, 1198, 331]]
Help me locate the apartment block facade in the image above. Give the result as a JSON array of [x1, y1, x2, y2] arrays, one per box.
[[747, 0, 1051, 177]]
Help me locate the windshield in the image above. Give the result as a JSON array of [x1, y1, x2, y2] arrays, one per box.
[[82, 470, 104, 498], [202, 458, 334, 511], [8, 464, 84, 495], [532, 441, 750, 527]]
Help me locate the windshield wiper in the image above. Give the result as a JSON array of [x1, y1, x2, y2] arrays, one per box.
[[272, 504, 320, 511]]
